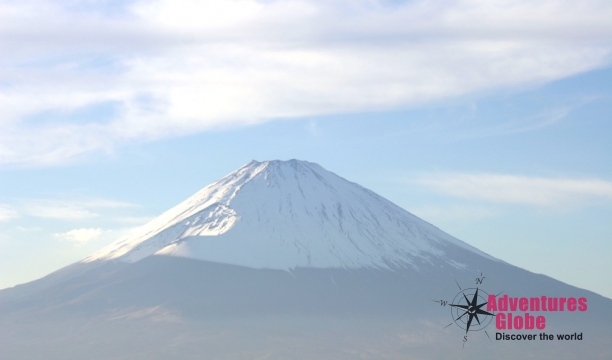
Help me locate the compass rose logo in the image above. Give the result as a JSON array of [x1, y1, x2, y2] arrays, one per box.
[[450, 287, 495, 333], [434, 273, 497, 346]]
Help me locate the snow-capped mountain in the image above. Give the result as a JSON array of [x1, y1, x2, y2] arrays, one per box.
[[85, 159, 494, 269], [1, 159, 610, 360]]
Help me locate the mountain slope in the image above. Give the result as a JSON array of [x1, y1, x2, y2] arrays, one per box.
[[85, 159, 495, 269]]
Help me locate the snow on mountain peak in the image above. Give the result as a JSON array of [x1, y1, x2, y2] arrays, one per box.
[[84, 159, 496, 269]]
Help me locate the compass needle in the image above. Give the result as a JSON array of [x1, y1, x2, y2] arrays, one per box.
[[465, 313, 474, 333], [442, 275, 494, 347], [476, 302, 488, 309], [475, 308, 495, 317], [454, 311, 469, 322], [471, 288, 479, 306], [462, 292, 471, 305]]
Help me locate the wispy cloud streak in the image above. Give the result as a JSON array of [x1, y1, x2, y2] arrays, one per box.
[[0, 205, 18, 221], [413, 173, 612, 207], [54, 228, 103, 245], [2, 197, 140, 221]]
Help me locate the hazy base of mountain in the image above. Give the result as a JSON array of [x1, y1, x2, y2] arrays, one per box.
[[1, 252, 610, 360]]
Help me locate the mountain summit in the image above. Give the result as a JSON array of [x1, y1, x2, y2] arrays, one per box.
[[85, 159, 493, 269]]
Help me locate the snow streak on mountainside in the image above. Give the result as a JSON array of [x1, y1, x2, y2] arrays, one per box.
[[85, 160, 497, 269]]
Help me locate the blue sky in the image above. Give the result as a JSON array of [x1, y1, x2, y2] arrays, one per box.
[[1, 0, 611, 298]]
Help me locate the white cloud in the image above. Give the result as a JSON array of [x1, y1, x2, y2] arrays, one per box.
[[409, 204, 499, 223], [1, 0, 612, 166], [414, 173, 612, 207], [450, 107, 577, 140], [76, 199, 140, 209], [19, 198, 139, 220], [23, 203, 98, 220], [14, 226, 41, 232], [0, 205, 18, 221], [54, 228, 103, 245], [114, 216, 156, 225]]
